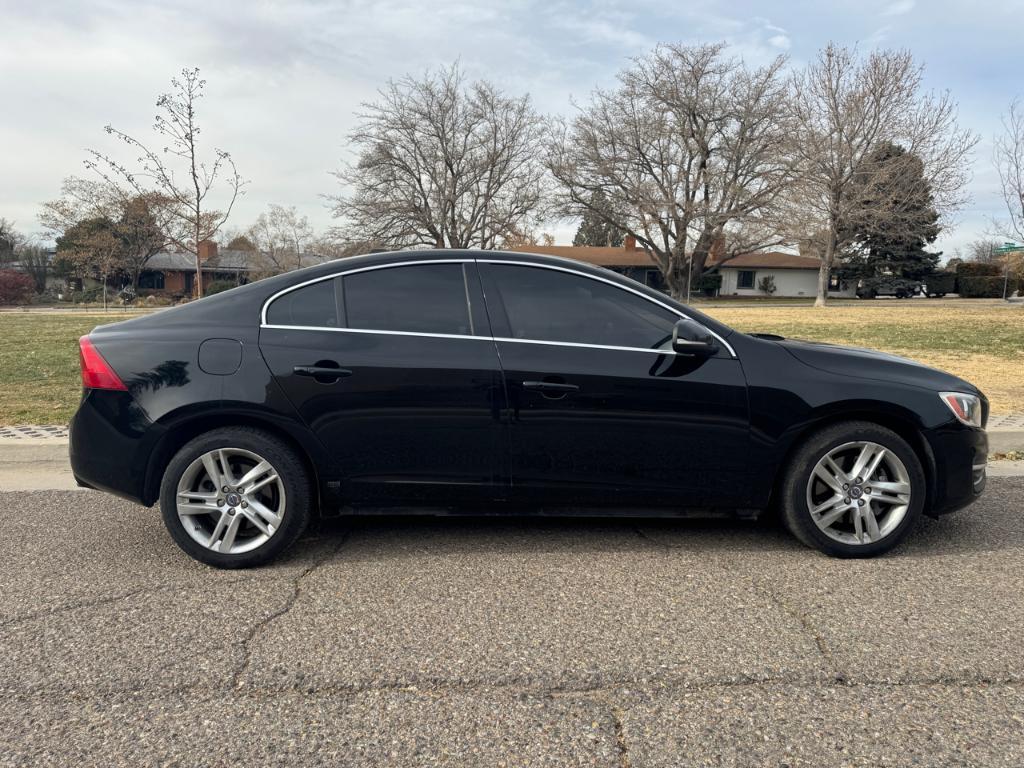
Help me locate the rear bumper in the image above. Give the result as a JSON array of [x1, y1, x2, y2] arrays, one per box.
[[923, 423, 988, 516], [69, 389, 158, 505]]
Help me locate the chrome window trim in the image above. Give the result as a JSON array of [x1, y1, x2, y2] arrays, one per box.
[[259, 256, 736, 358]]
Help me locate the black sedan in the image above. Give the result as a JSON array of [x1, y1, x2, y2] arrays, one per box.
[[70, 250, 988, 567]]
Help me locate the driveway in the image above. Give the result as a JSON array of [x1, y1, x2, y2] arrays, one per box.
[[1, 482, 1023, 766]]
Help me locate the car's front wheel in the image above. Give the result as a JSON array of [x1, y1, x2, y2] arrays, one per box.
[[159, 427, 312, 568], [780, 421, 925, 557]]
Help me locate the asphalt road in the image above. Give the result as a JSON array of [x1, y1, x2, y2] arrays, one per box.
[[1, 482, 1023, 767]]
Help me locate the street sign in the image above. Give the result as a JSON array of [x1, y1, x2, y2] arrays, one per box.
[[994, 242, 1024, 253]]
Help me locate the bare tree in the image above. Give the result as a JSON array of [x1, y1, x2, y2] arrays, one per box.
[[548, 43, 794, 300], [330, 64, 547, 249], [84, 68, 245, 297], [961, 237, 1004, 263], [995, 99, 1024, 244], [246, 204, 316, 273], [40, 177, 171, 289], [0, 218, 21, 266], [788, 44, 976, 306], [17, 244, 51, 294]]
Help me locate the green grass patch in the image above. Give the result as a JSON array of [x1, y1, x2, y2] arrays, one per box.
[[0, 313, 134, 424]]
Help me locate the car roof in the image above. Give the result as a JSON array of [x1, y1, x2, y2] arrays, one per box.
[[94, 248, 734, 342]]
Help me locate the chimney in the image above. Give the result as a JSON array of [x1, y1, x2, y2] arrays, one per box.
[[197, 240, 218, 263], [624, 234, 636, 251]]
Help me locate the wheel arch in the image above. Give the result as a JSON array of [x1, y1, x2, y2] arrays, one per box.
[[767, 405, 937, 515], [142, 408, 327, 509]]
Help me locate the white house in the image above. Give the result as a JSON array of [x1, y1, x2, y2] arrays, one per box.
[[715, 252, 856, 298]]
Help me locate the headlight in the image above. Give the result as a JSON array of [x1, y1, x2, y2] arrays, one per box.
[[940, 392, 983, 428]]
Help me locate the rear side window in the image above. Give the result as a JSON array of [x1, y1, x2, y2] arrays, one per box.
[[489, 264, 678, 350], [343, 264, 473, 335], [265, 278, 338, 328]]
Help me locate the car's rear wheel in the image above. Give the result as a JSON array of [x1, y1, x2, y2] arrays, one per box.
[[159, 427, 312, 568], [780, 421, 925, 557]]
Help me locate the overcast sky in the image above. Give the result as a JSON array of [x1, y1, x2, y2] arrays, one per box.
[[2, 0, 1021, 255]]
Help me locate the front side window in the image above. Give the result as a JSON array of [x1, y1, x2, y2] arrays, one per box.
[[343, 263, 472, 335], [490, 264, 678, 350], [737, 270, 756, 289], [266, 278, 338, 327]]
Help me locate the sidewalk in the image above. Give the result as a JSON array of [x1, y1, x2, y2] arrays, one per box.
[[3, 418, 1024, 492]]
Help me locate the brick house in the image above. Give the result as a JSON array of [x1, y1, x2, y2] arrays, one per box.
[[138, 240, 259, 296]]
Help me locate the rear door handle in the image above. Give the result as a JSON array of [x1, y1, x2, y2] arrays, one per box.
[[294, 364, 353, 380], [522, 380, 579, 393]]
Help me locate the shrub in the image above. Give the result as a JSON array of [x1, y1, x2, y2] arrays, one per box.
[[957, 261, 1001, 277], [957, 276, 1005, 298], [924, 272, 956, 295], [758, 275, 777, 295], [75, 286, 106, 304], [0, 270, 35, 305], [206, 280, 237, 296], [698, 273, 722, 297]]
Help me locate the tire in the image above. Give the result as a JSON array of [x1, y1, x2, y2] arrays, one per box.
[[159, 427, 313, 568], [779, 421, 925, 557]]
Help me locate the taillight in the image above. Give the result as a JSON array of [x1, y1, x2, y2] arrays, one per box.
[[78, 335, 127, 391]]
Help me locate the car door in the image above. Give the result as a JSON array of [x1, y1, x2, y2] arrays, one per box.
[[479, 261, 750, 508], [259, 260, 505, 505]]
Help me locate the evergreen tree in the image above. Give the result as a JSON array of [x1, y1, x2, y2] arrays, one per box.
[[843, 142, 941, 280], [572, 191, 624, 247]]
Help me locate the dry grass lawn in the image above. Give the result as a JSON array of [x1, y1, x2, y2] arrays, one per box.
[[702, 300, 1024, 413], [0, 300, 1021, 425]]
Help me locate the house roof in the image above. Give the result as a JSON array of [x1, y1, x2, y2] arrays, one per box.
[[714, 252, 823, 270], [146, 251, 197, 271], [505, 244, 655, 268], [145, 248, 324, 273]]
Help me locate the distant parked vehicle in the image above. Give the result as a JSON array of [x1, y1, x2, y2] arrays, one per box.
[[856, 277, 921, 299]]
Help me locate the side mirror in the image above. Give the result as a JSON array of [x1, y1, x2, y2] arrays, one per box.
[[672, 318, 719, 357]]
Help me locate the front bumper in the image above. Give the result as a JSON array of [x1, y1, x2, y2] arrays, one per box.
[[923, 423, 988, 516]]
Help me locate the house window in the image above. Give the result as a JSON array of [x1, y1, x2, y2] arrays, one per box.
[[828, 273, 843, 290], [737, 270, 756, 289], [138, 271, 165, 290]]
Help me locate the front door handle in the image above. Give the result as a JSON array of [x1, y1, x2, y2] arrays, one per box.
[[294, 364, 353, 382], [522, 380, 580, 394]]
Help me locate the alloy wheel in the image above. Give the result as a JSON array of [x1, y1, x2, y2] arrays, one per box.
[[175, 447, 287, 554], [805, 440, 912, 546]]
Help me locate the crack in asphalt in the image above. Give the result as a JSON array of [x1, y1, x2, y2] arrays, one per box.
[[748, 576, 844, 682], [228, 534, 349, 690], [0, 575, 270, 632], [631, 525, 844, 682], [606, 701, 633, 768], [9, 670, 1023, 704]]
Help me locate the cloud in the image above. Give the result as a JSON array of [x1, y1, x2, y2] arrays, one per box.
[[882, 0, 915, 16], [0, 0, 1017, 248]]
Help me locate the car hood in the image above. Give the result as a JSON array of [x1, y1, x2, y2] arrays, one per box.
[[771, 336, 981, 395]]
